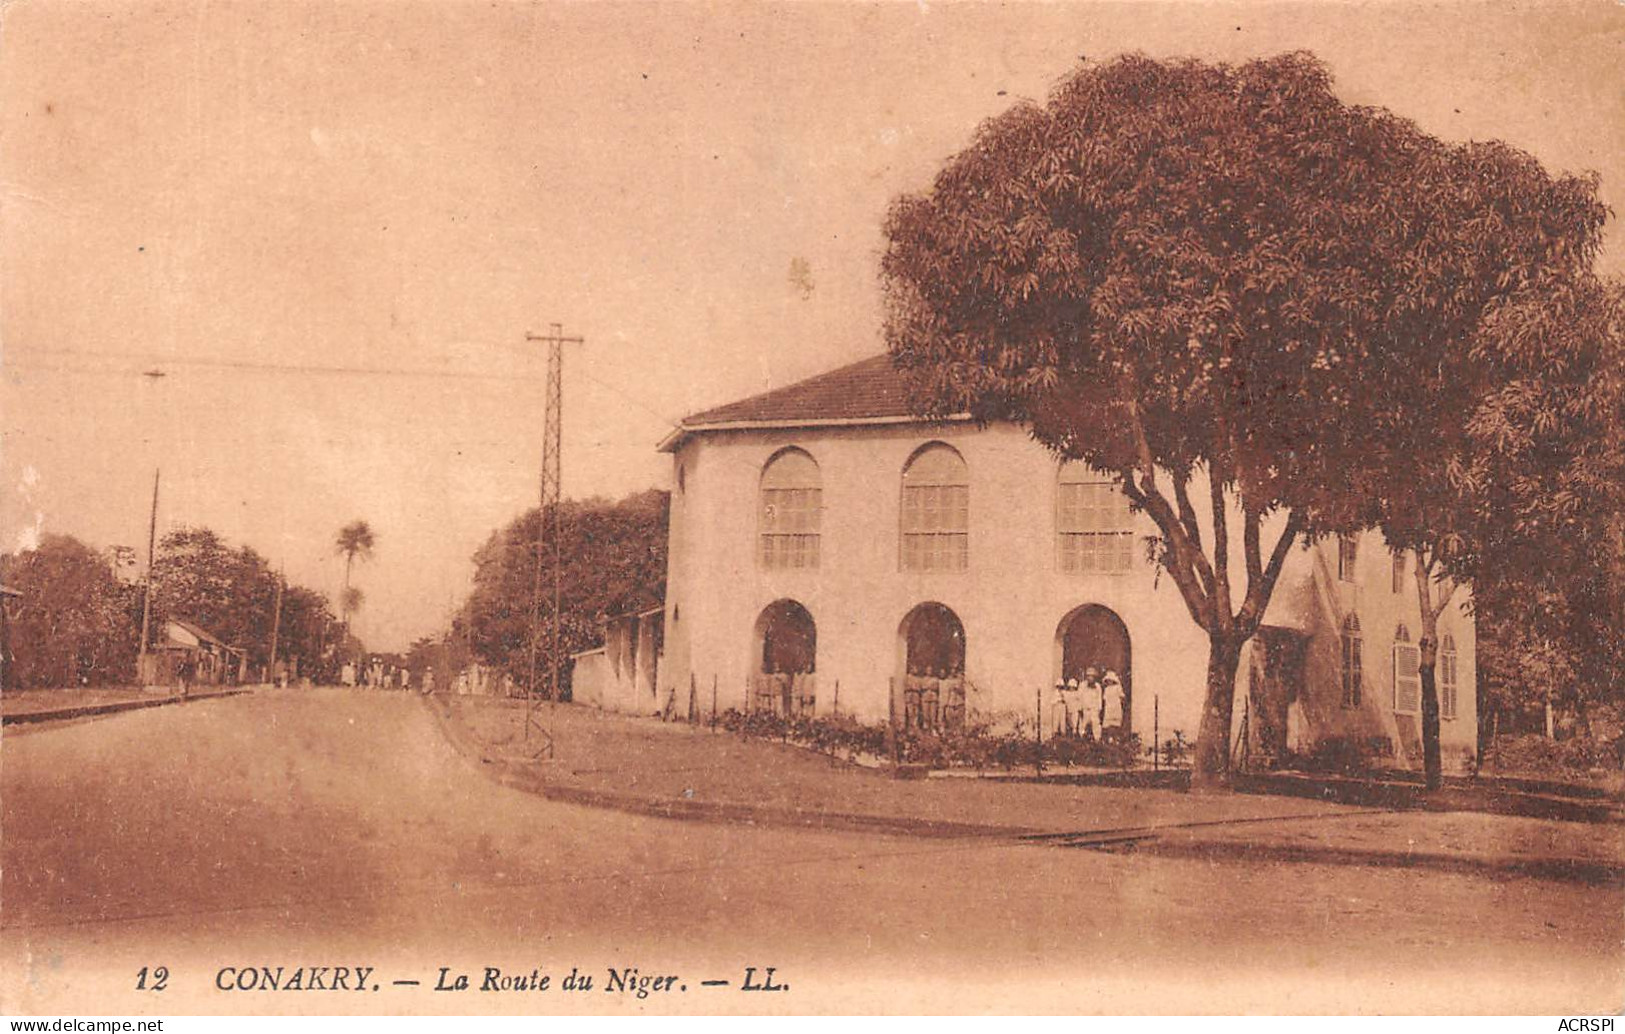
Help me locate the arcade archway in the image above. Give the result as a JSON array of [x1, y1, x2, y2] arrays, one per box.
[[1055, 604, 1132, 736], [897, 602, 967, 731], [751, 599, 816, 716]]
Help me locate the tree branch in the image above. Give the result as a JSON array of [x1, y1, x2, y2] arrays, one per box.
[[1123, 468, 1216, 632], [1171, 473, 1214, 596], [1243, 505, 1264, 589], [1172, 474, 1205, 553], [1238, 509, 1304, 633]]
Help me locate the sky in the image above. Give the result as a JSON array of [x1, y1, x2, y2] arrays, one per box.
[[3, 0, 1622, 651]]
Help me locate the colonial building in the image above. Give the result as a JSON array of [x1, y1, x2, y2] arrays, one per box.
[[649, 354, 1477, 771]]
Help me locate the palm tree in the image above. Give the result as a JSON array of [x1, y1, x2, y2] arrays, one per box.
[[334, 520, 375, 646]]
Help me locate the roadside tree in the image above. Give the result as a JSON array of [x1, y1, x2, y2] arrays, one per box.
[[1368, 273, 1621, 787], [881, 52, 1608, 788], [464, 490, 668, 695], [0, 534, 140, 688]]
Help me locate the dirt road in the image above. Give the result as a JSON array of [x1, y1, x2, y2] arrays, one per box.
[[3, 689, 1618, 1014]]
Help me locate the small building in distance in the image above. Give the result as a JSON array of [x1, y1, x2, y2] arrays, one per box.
[[150, 618, 243, 689]]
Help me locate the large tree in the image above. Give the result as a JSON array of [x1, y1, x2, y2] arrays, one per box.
[[0, 534, 140, 688], [274, 583, 343, 681], [881, 51, 1604, 788], [152, 526, 343, 679], [150, 528, 277, 662], [1368, 271, 1620, 788]]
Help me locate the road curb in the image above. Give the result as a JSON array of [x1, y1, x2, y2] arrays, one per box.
[[1092, 834, 1625, 887], [2, 688, 254, 726], [421, 696, 1625, 880], [421, 694, 1034, 840]]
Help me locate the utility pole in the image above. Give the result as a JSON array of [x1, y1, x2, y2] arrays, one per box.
[[137, 468, 160, 685], [266, 563, 284, 686], [522, 322, 582, 759]]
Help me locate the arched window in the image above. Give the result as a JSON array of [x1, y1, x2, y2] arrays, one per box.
[[1340, 614, 1362, 708], [900, 443, 968, 571], [1391, 549, 1406, 593], [1057, 462, 1133, 574], [1393, 623, 1421, 715], [1440, 633, 1459, 720], [759, 448, 821, 569], [1338, 534, 1359, 582]]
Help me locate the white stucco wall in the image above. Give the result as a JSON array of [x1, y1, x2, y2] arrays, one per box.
[[659, 419, 1478, 768]]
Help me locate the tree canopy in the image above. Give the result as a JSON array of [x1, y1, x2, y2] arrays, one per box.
[[152, 526, 342, 674], [462, 490, 669, 694], [335, 521, 376, 568], [1, 527, 343, 687], [882, 51, 1612, 785], [1, 535, 140, 688]]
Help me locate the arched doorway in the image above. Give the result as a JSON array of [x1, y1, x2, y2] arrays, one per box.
[[752, 599, 816, 716], [898, 602, 966, 731], [1056, 605, 1132, 736]]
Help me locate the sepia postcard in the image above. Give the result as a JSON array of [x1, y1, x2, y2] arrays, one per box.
[[2, 0, 1622, 1020]]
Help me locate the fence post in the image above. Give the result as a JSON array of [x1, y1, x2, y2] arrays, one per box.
[[1153, 694, 1160, 773], [711, 674, 718, 734], [689, 673, 698, 726], [888, 676, 899, 768], [832, 678, 840, 717]]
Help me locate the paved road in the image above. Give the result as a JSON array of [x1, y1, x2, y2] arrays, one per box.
[[3, 690, 1619, 1014]]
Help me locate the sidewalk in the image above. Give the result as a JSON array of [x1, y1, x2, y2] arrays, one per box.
[[2, 686, 254, 725], [429, 695, 1625, 885]]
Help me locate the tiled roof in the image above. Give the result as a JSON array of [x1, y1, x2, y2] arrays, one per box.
[[681, 354, 917, 427]]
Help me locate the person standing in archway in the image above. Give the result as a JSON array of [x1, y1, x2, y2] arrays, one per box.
[[1101, 669, 1125, 742]]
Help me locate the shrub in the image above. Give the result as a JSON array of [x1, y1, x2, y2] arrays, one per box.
[[1159, 730, 1192, 768], [1488, 733, 1620, 776], [713, 706, 1147, 771], [1287, 735, 1396, 774]]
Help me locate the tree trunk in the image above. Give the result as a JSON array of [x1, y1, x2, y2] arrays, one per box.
[[341, 553, 354, 660], [1418, 635, 1443, 792], [1192, 635, 1244, 792], [1411, 555, 1452, 794]]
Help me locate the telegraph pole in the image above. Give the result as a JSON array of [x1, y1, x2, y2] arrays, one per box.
[[137, 468, 160, 685], [266, 563, 285, 686], [522, 322, 583, 759]]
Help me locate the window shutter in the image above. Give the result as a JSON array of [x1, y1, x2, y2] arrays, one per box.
[[1393, 642, 1422, 714], [1440, 640, 1458, 719]]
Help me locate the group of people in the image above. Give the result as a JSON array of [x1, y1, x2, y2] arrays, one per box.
[[1054, 667, 1125, 741], [754, 669, 819, 718], [902, 668, 968, 731], [340, 659, 408, 689]]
